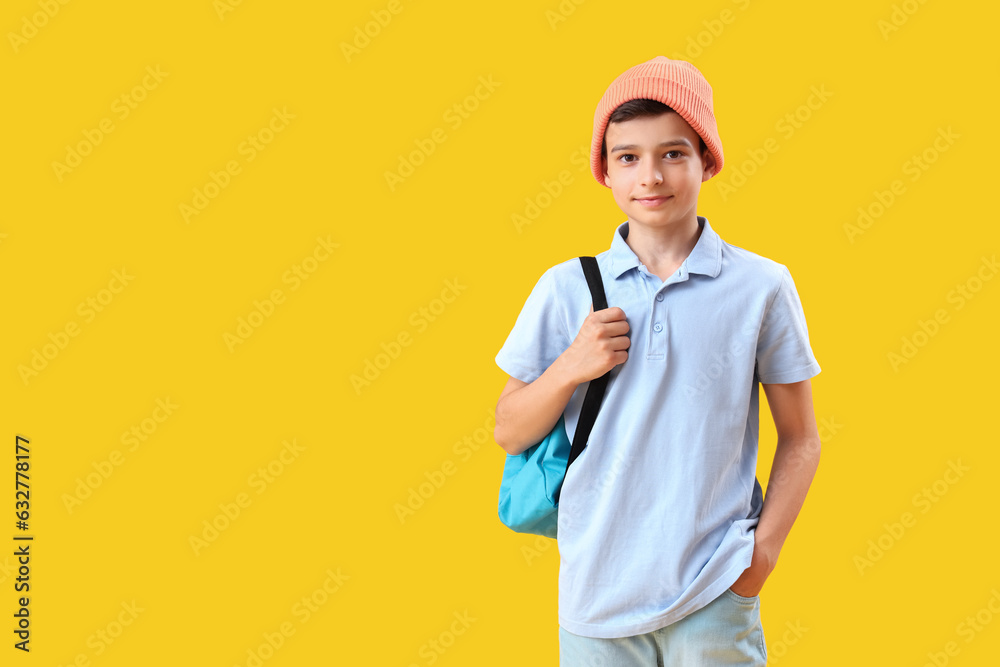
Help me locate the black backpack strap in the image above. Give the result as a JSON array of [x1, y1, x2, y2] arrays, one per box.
[[581, 256, 609, 311], [565, 256, 612, 472]]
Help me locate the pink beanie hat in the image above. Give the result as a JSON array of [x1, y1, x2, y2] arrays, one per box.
[[591, 56, 724, 186]]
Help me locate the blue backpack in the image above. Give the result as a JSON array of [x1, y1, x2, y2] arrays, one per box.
[[497, 256, 611, 539]]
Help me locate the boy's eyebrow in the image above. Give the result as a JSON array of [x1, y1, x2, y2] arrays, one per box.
[[609, 138, 694, 153]]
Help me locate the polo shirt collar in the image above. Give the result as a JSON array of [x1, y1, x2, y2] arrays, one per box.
[[609, 216, 723, 280]]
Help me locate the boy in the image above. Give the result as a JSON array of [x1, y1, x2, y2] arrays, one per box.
[[494, 56, 822, 665]]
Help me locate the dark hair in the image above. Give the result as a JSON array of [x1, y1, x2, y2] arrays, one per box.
[[600, 98, 708, 159]]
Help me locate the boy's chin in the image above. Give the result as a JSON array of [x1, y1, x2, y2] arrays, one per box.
[[624, 211, 698, 230]]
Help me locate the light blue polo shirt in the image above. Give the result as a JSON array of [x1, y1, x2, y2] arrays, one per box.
[[495, 216, 821, 639]]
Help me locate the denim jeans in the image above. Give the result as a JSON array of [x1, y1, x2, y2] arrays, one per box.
[[559, 588, 767, 666]]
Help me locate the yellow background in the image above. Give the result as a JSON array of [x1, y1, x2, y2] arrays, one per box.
[[2, 0, 998, 664]]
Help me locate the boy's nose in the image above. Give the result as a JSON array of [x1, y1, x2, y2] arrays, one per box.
[[640, 163, 663, 186]]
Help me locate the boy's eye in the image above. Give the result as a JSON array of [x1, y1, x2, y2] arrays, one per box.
[[617, 151, 683, 164]]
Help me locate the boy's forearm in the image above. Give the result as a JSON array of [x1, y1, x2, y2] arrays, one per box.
[[754, 434, 821, 558], [495, 357, 580, 455]]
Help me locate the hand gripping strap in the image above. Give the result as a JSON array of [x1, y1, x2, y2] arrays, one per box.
[[565, 256, 611, 471]]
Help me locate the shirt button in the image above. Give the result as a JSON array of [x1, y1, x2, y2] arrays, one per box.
[[653, 323, 662, 333], [655, 293, 664, 302]]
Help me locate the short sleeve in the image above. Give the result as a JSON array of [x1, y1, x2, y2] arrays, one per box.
[[755, 265, 821, 384], [495, 266, 571, 384]]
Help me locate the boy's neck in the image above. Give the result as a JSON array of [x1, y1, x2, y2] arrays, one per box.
[[624, 214, 702, 282]]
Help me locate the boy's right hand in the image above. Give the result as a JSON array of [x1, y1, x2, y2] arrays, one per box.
[[557, 305, 630, 385]]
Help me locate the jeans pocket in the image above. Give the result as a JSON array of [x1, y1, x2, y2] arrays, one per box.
[[723, 588, 766, 665]]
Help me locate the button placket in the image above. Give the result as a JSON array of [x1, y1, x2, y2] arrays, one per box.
[[647, 286, 667, 360], [644, 270, 686, 361]]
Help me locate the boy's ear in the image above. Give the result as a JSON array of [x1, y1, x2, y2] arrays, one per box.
[[700, 147, 717, 182], [602, 157, 611, 186]]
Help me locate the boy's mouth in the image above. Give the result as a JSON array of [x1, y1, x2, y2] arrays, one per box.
[[634, 195, 672, 206]]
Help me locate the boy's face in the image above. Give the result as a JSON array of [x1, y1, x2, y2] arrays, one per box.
[[602, 111, 716, 231]]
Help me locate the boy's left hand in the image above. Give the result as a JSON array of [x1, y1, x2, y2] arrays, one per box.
[[728, 539, 778, 598]]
